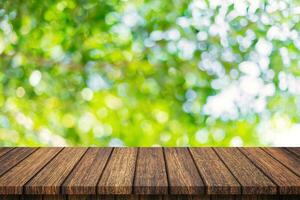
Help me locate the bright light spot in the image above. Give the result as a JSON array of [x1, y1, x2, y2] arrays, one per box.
[[51, 45, 64, 61], [109, 138, 124, 147], [150, 30, 164, 41], [239, 61, 260, 77], [165, 29, 180, 41], [39, 128, 67, 146], [196, 129, 209, 144], [29, 70, 42, 87], [93, 124, 112, 138], [81, 88, 94, 101], [154, 110, 169, 124], [16, 112, 33, 130], [240, 76, 262, 95], [176, 134, 189, 146], [197, 31, 208, 41], [259, 115, 300, 146], [16, 87, 25, 98], [230, 136, 243, 147], [255, 38, 273, 56], [177, 39, 196, 60], [105, 95, 123, 110], [160, 132, 171, 142], [176, 17, 190, 28], [87, 74, 109, 91], [213, 129, 225, 142], [123, 9, 141, 28], [78, 113, 94, 133]]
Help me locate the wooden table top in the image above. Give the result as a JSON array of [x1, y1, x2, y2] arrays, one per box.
[[0, 147, 299, 197]]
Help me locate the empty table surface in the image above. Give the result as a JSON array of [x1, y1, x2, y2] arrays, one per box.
[[0, 147, 299, 200]]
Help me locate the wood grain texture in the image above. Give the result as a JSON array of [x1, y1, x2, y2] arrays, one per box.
[[134, 148, 168, 194], [62, 148, 113, 194], [25, 148, 88, 195], [0, 148, 37, 177], [164, 148, 205, 195], [189, 148, 241, 195], [262, 148, 300, 177], [0, 147, 300, 198], [239, 148, 300, 195], [214, 148, 277, 195], [97, 148, 137, 194], [0, 148, 14, 158], [0, 148, 62, 194], [286, 148, 300, 157]]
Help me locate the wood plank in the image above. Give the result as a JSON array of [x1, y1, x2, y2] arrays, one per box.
[[134, 148, 168, 194], [43, 195, 66, 200], [214, 148, 277, 195], [164, 148, 205, 195], [164, 195, 209, 200], [25, 148, 88, 195], [0, 148, 37, 176], [189, 148, 241, 195], [68, 195, 90, 200], [114, 195, 136, 200], [0, 148, 14, 158], [21, 195, 43, 200], [0, 148, 63, 194], [92, 195, 114, 200], [97, 148, 137, 194], [62, 148, 113, 194], [262, 148, 300, 177], [1, 195, 20, 200], [285, 148, 300, 157], [139, 195, 163, 200], [240, 148, 300, 195], [210, 195, 235, 200], [280, 196, 300, 200]]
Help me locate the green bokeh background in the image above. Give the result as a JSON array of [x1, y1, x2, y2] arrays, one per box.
[[1, 0, 300, 146]]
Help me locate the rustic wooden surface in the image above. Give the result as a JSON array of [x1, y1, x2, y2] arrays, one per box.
[[0, 147, 299, 200]]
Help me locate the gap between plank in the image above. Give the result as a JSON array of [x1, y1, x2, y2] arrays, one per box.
[[95, 148, 115, 195], [162, 148, 170, 195], [260, 148, 300, 179], [0, 148, 15, 159], [211, 148, 243, 195], [22, 147, 65, 195], [237, 148, 279, 195], [60, 148, 90, 194], [187, 148, 207, 194], [0, 148, 40, 179], [132, 147, 139, 194], [284, 148, 300, 159]]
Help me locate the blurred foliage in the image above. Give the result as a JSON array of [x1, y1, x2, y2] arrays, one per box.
[[0, 0, 300, 147]]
